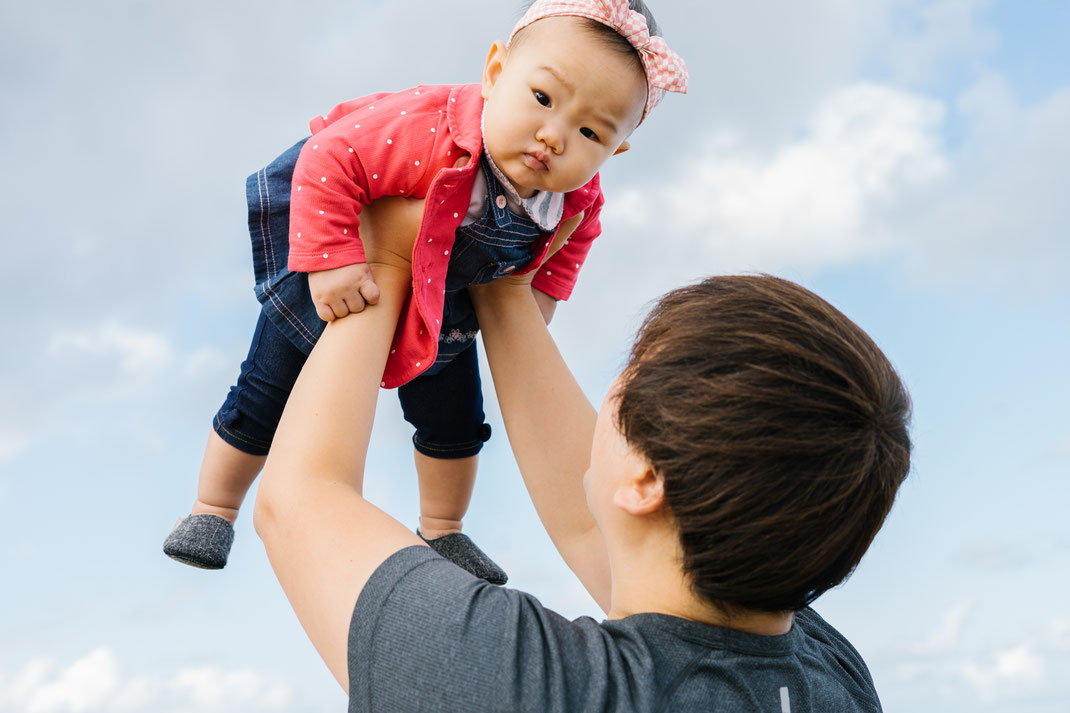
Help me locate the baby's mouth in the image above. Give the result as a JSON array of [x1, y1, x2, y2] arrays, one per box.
[[523, 152, 549, 171]]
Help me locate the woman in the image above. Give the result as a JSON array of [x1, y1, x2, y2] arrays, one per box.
[[253, 199, 911, 711]]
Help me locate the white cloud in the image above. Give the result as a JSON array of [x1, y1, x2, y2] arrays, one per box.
[[169, 667, 292, 711], [15, 649, 118, 713], [900, 77, 1070, 292], [1046, 436, 1070, 458], [957, 644, 1045, 701], [0, 648, 293, 713], [652, 1, 888, 143], [1046, 618, 1070, 653], [3, 542, 37, 558], [605, 71, 1070, 297], [0, 428, 30, 461], [913, 598, 973, 654], [992, 646, 1043, 680], [954, 541, 1030, 571], [887, 611, 1070, 707], [879, 0, 997, 84], [47, 324, 176, 380], [181, 346, 228, 382], [0, 322, 235, 461], [605, 82, 948, 275]]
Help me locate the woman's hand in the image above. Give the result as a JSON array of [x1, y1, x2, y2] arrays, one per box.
[[468, 207, 583, 311]]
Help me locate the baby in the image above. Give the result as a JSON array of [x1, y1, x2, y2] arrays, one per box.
[[164, 0, 686, 583]]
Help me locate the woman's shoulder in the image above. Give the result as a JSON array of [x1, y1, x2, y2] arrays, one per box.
[[350, 551, 882, 712], [600, 610, 882, 712]]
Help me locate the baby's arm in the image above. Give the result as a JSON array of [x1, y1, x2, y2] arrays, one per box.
[[288, 89, 443, 321], [308, 263, 380, 321], [527, 204, 590, 325], [530, 188, 604, 306], [289, 133, 378, 322]]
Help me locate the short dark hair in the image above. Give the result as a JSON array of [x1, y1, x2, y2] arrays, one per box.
[[616, 275, 912, 613]]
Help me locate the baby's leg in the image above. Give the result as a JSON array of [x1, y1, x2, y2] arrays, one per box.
[[414, 452, 478, 537], [167, 192, 425, 569], [399, 343, 489, 535], [191, 431, 266, 524], [413, 451, 507, 585], [398, 343, 506, 584], [165, 311, 305, 569]]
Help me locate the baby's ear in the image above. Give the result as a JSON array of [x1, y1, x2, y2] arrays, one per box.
[[613, 140, 631, 156], [481, 41, 508, 99]]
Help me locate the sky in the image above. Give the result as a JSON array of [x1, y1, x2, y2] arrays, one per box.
[[1, 0, 1068, 711]]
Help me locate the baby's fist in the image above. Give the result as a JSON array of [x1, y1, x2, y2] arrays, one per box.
[[308, 263, 380, 321]]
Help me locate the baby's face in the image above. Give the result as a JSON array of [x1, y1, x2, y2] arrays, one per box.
[[481, 17, 647, 198]]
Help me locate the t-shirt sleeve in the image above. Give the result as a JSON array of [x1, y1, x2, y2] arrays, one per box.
[[348, 546, 621, 713], [795, 607, 881, 709]]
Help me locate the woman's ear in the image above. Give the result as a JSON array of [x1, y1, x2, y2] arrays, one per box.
[[612, 466, 665, 516], [481, 41, 509, 99]]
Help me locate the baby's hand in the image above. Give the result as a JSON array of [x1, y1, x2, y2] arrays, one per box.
[[308, 263, 381, 321]]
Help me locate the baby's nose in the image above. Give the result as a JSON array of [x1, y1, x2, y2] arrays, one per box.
[[536, 124, 564, 153]]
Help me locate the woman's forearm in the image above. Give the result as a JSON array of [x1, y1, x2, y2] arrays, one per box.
[[258, 268, 405, 497], [254, 228, 425, 689], [256, 198, 425, 517], [472, 282, 611, 611]]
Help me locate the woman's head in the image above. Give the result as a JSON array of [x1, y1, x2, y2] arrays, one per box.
[[613, 275, 912, 613]]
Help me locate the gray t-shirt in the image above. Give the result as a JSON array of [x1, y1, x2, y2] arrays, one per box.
[[348, 547, 882, 713]]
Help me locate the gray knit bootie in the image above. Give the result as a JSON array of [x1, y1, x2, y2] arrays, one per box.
[[418, 530, 508, 585], [163, 514, 234, 570]]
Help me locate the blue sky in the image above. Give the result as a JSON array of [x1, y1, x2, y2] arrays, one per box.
[[1, 1, 1068, 711]]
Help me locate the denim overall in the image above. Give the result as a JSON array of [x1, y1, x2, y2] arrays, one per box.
[[213, 139, 544, 459]]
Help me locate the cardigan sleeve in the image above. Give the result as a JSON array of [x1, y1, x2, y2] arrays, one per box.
[[530, 183, 605, 302], [287, 87, 449, 273]]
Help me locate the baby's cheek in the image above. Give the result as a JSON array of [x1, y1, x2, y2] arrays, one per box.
[[482, 111, 510, 155]]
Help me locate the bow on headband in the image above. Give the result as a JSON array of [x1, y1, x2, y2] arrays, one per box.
[[509, 0, 689, 122]]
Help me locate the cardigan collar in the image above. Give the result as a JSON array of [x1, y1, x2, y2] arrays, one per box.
[[479, 105, 565, 232]]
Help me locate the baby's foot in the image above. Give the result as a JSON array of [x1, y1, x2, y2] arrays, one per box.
[[418, 530, 508, 585], [163, 514, 234, 570]]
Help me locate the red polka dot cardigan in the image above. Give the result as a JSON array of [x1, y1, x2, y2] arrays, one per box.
[[288, 83, 604, 387]]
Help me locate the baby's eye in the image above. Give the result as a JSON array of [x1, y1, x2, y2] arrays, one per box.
[[580, 127, 600, 142], [533, 90, 550, 107]]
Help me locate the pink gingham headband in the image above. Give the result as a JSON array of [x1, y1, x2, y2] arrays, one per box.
[[509, 0, 688, 122]]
